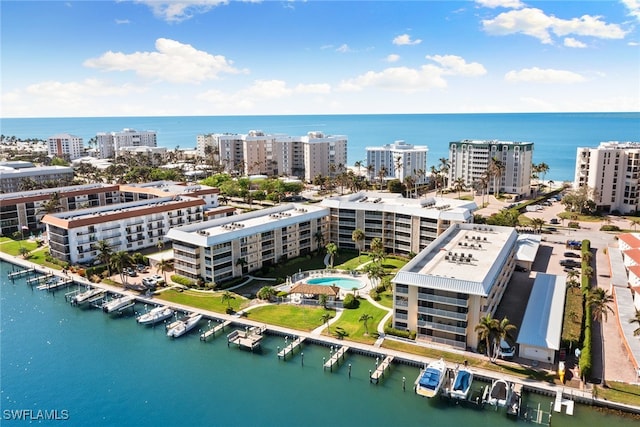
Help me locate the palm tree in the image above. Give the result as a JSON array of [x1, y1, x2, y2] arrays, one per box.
[[630, 310, 640, 336], [257, 286, 276, 301], [530, 218, 545, 233], [582, 250, 593, 266], [587, 288, 615, 322], [110, 250, 133, 285], [370, 237, 385, 265], [351, 229, 365, 261], [93, 240, 113, 276], [488, 157, 505, 197], [439, 157, 450, 190], [38, 192, 63, 214], [493, 317, 517, 361], [313, 230, 325, 254], [453, 177, 465, 199], [377, 166, 388, 191], [156, 258, 172, 285], [221, 291, 236, 309], [566, 270, 580, 289], [537, 162, 550, 188], [319, 294, 328, 309], [364, 262, 384, 289], [629, 218, 640, 231], [474, 313, 498, 358], [321, 312, 332, 334], [429, 165, 441, 196], [359, 313, 374, 336], [325, 242, 338, 268]]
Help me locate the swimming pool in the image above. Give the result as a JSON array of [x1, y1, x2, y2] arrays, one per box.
[[306, 276, 363, 290]]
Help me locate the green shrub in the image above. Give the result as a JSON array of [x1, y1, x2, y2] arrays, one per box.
[[342, 293, 360, 309], [369, 289, 380, 300], [170, 274, 195, 286], [384, 325, 416, 340], [568, 221, 580, 229], [599, 225, 621, 232]]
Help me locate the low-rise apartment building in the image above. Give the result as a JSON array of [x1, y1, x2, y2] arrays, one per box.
[[366, 140, 428, 184], [0, 164, 74, 193]]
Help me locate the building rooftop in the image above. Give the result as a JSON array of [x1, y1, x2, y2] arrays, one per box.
[[0, 183, 117, 203], [0, 165, 73, 178], [618, 233, 640, 248], [517, 273, 566, 351], [516, 234, 542, 263], [392, 223, 518, 296]]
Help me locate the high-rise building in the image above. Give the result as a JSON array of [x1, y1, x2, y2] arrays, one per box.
[[575, 141, 640, 214], [448, 140, 533, 198], [47, 133, 84, 160], [302, 131, 348, 183], [366, 140, 428, 184], [96, 129, 157, 159]]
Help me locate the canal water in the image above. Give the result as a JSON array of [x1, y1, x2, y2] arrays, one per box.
[[1, 260, 636, 426]]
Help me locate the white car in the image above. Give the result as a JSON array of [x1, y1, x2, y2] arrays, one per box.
[[151, 274, 165, 283], [498, 339, 515, 359]]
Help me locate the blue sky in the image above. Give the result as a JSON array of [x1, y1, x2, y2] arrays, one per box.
[[1, 0, 639, 117]]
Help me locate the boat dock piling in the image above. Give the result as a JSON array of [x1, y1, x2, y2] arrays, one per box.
[[277, 336, 306, 360], [200, 320, 231, 341], [227, 326, 265, 351], [553, 388, 575, 415], [323, 345, 349, 372], [370, 355, 394, 384], [36, 278, 73, 291]]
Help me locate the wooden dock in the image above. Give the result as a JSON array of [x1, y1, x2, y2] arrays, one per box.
[[8, 268, 35, 279], [277, 336, 306, 360], [227, 326, 265, 351], [553, 389, 574, 415], [370, 355, 394, 384], [27, 274, 53, 285], [200, 320, 231, 341], [36, 278, 73, 291], [323, 346, 349, 371]]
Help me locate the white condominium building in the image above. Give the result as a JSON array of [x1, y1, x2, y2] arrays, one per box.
[[47, 133, 84, 160], [302, 131, 348, 183], [42, 196, 205, 264], [96, 129, 157, 159], [167, 204, 329, 283], [448, 140, 533, 198], [392, 223, 518, 350], [575, 141, 640, 214], [0, 165, 74, 193], [366, 140, 428, 184]]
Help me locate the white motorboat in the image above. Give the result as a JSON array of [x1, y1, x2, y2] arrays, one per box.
[[449, 367, 474, 400], [167, 313, 202, 338], [137, 306, 174, 325], [102, 295, 135, 313], [415, 358, 448, 398], [486, 379, 512, 407], [72, 287, 104, 305]]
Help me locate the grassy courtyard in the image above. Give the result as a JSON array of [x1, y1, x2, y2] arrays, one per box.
[[157, 289, 246, 313], [323, 299, 388, 345], [244, 304, 335, 332]]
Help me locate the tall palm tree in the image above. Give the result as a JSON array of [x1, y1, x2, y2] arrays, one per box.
[[429, 165, 441, 195], [493, 317, 517, 361], [351, 229, 365, 261], [93, 240, 113, 276], [630, 310, 640, 336], [474, 313, 498, 358], [439, 157, 450, 190], [566, 269, 580, 289], [325, 242, 338, 268], [629, 218, 640, 231], [364, 262, 384, 289], [359, 313, 374, 336], [587, 288, 615, 322], [370, 237, 385, 265], [453, 177, 465, 199], [110, 250, 133, 285], [488, 157, 505, 197], [377, 166, 388, 191], [156, 258, 172, 285], [221, 290, 236, 309], [530, 218, 546, 233], [321, 312, 332, 334]]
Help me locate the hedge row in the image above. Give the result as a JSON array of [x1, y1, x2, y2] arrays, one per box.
[[170, 274, 195, 286], [578, 239, 592, 380]]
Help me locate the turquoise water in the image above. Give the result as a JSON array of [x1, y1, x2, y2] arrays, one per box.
[[1, 113, 639, 181], [1, 260, 638, 426], [306, 276, 363, 290]]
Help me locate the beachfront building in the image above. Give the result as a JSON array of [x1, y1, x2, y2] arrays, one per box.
[[391, 223, 519, 350], [366, 140, 428, 184], [0, 164, 74, 193], [302, 131, 348, 183], [42, 196, 205, 264], [320, 192, 476, 257], [47, 133, 84, 160], [166, 204, 329, 283], [448, 140, 533, 198], [96, 129, 157, 159], [574, 141, 640, 214]]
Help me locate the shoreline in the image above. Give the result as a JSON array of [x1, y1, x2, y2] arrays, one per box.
[[3, 251, 639, 416]]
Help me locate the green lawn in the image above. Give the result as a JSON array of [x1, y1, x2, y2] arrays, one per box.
[[595, 381, 640, 407], [562, 287, 583, 345], [0, 239, 39, 256], [380, 257, 408, 272], [324, 299, 388, 345], [376, 290, 393, 309], [157, 289, 246, 313], [243, 304, 335, 331]]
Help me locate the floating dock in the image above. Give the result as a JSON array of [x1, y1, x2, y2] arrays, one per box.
[[553, 388, 574, 415], [200, 320, 231, 341], [227, 326, 265, 351], [277, 336, 306, 360], [323, 346, 349, 371], [370, 355, 394, 384], [8, 268, 35, 279], [36, 278, 73, 291], [27, 274, 53, 285]]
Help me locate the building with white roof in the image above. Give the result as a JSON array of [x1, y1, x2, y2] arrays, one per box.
[[96, 129, 157, 159], [366, 140, 428, 184], [0, 165, 74, 193], [167, 204, 329, 283], [448, 139, 533, 198], [516, 273, 566, 363], [47, 133, 84, 160], [320, 192, 476, 256], [575, 141, 640, 214], [392, 223, 518, 350]]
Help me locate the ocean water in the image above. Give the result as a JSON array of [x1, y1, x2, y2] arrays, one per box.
[[1, 260, 637, 427], [1, 113, 639, 182]]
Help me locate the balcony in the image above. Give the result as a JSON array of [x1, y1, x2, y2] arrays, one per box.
[[418, 320, 466, 335], [417, 334, 466, 350], [418, 292, 468, 307], [418, 306, 467, 321]]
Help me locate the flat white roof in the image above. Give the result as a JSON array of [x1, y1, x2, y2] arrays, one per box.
[[393, 223, 518, 296], [516, 234, 541, 262], [517, 273, 566, 351]]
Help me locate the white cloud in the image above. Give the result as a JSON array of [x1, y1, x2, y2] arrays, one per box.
[[115, 19, 131, 25], [386, 54, 400, 63], [475, 0, 524, 9], [564, 37, 586, 48], [241, 80, 292, 99], [25, 78, 143, 97], [84, 38, 244, 83], [336, 44, 351, 53], [392, 34, 422, 46], [629, 41, 639, 46], [505, 67, 587, 83], [339, 65, 448, 93], [622, 0, 640, 22], [425, 55, 487, 76], [482, 8, 627, 44], [295, 83, 331, 94], [136, 1, 228, 23]]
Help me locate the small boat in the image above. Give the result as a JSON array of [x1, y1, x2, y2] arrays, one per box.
[[167, 313, 202, 338], [449, 367, 474, 400], [102, 295, 135, 313], [137, 306, 174, 325], [486, 379, 512, 407], [506, 383, 523, 418], [72, 288, 104, 305], [416, 358, 448, 398]]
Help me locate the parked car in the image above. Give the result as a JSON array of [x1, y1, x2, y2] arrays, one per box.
[[124, 267, 137, 277], [564, 252, 581, 258], [514, 265, 529, 272], [560, 259, 581, 268], [550, 218, 559, 224], [142, 277, 157, 288], [498, 339, 516, 359]]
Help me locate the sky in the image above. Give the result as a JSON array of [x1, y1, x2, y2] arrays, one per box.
[[1, 0, 639, 118]]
